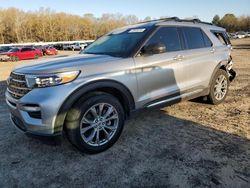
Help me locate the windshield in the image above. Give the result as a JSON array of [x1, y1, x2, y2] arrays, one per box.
[[8, 48, 19, 52], [82, 28, 148, 57]]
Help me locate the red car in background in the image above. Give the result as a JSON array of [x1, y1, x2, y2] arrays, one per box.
[[44, 46, 58, 55], [3, 47, 42, 61]]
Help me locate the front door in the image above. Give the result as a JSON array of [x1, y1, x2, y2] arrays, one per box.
[[134, 27, 186, 107]]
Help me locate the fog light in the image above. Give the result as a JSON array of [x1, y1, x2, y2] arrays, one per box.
[[19, 104, 41, 112]]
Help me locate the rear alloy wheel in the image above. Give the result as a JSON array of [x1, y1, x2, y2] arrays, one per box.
[[65, 93, 125, 153], [208, 69, 229, 105]]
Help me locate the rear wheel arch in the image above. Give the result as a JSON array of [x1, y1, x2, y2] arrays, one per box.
[[54, 80, 135, 134], [208, 61, 228, 89]]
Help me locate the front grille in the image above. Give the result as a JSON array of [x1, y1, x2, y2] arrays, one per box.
[[7, 72, 31, 99]]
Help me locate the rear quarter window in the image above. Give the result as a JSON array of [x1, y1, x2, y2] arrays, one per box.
[[211, 31, 231, 45]]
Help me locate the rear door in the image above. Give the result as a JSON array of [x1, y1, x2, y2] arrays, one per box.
[[179, 27, 215, 93], [26, 48, 35, 58], [20, 48, 31, 59], [134, 26, 186, 107]]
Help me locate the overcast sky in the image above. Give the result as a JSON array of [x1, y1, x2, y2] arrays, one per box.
[[0, 0, 249, 21]]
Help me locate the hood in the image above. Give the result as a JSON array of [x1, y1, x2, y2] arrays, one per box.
[[14, 54, 122, 74]]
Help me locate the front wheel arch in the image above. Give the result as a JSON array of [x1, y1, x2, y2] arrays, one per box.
[[54, 80, 135, 134]]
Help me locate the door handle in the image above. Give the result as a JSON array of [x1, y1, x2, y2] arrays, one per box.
[[173, 55, 184, 61], [210, 48, 216, 53]]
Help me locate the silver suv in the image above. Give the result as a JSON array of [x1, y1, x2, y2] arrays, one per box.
[[5, 18, 236, 153]]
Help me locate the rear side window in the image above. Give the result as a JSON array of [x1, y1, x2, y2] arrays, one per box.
[[182, 27, 209, 49], [21, 48, 31, 52], [146, 27, 182, 52], [202, 31, 213, 47]]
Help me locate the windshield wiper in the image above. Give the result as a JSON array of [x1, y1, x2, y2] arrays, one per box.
[[84, 52, 122, 57]]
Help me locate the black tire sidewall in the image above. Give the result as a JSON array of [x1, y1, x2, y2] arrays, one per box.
[[12, 56, 19, 61], [11, 56, 16, 61], [209, 69, 229, 105], [65, 93, 125, 154]]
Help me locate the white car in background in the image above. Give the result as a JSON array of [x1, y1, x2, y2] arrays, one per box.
[[236, 31, 246, 39], [229, 33, 238, 39], [70, 43, 88, 51]]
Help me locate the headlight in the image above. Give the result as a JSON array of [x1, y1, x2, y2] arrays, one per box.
[[25, 71, 80, 88]]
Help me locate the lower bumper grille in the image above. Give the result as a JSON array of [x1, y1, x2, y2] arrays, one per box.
[[7, 72, 31, 99], [11, 115, 27, 132]]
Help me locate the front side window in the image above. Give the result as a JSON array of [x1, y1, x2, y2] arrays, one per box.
[[182, 27, 206, 49], [8, 48, 19, 52], [145, 27, 182, 52]]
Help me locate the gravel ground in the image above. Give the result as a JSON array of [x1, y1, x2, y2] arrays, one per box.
[[0, 40, 249, 187]]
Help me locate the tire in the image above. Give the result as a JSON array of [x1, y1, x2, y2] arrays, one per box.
[[11, 56, 19, 61], [35, 54, 39, 59], [65, 92, 125, 154], [208, 69, 229, 105]]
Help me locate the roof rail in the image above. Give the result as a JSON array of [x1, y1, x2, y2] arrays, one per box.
[[179, 18, 214, 25], [138, 17, 213, 26], [138, 17, 180, 24]]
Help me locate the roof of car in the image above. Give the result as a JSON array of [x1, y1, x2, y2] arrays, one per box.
[[126, 17, 225, 31], [109, 17, 225, 36]]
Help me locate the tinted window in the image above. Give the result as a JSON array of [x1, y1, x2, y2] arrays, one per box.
[[146, 27, 181, 52], [9, 48, 19, 52], [182, 27, 205, 49], [202, 31, 213, 47], [21, 48, 31, 52], [212, 31, 230, 45]]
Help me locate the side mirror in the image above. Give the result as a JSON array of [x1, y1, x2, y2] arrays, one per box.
[[142, 43, 166, 55]]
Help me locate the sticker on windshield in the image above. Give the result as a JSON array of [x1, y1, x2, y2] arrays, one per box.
[[128, 28, 146, 33]]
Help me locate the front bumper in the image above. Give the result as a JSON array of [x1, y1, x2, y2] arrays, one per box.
[[5, 82, 79, 136], [6, 91, 60, 136]]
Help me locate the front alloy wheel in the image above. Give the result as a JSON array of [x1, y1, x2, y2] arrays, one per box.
[[65, 93, 125, 153], [80, 103, 119, 147]]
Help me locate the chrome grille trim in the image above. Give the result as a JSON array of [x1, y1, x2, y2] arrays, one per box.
[[11, 78, 26, 83], [9, 85, 31, 91], [7, 88, 24, 97], [7, 72, 31, 99]]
